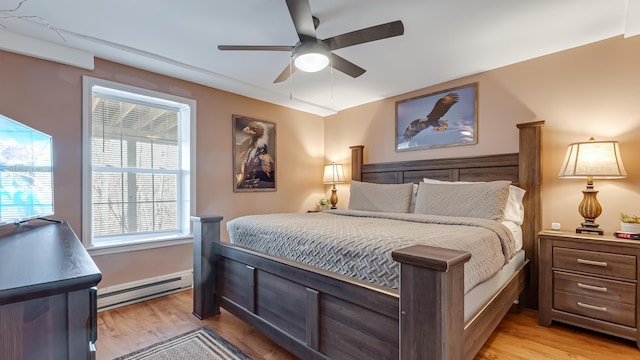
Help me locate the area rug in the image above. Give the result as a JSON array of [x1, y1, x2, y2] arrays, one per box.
[[113, 326, 251, 360]]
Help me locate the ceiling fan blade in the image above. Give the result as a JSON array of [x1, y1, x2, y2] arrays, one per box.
[[285, 0, 317, 41], [218, 45, 294, 51], [330, 53, 366, 78], [274, 64, 296, 83], [325, 20, 404, 51]]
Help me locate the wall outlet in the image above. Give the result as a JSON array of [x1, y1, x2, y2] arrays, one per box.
[[551, 222, 561, 230]]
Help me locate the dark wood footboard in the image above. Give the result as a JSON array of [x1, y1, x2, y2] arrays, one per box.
[[192, 215, 475, 360]]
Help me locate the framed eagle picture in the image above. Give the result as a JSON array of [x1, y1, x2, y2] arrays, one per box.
[[395, 82, 478, 152], [232, 115, 276, 192]]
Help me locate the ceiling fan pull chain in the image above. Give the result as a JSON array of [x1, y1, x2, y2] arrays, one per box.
[[289, 56, 293, 100], [330, 56, 334, 99]]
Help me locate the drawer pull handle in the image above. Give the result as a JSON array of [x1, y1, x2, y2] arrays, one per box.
[[577, 258, 608, 267], [577, 283, 608, 292], [577, 302, 607, 312]]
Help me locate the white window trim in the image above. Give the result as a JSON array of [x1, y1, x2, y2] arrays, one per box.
[[81, 76, 196, 253], [86, 236, 193, 256]]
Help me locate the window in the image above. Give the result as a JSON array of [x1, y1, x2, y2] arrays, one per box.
[[82, 77, 195, 251]]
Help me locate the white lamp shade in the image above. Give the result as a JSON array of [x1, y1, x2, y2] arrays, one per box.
[[323, 163, 346, 184], [558, 139, 627, 178]]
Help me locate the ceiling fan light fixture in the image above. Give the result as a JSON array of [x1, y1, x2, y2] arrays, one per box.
[[292, 41, 330, 72]]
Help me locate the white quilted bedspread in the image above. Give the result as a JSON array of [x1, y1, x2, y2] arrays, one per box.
[[226, 210, 516, 294]]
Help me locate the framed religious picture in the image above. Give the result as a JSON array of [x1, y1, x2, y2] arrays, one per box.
[[395, 82, 478, 151], [232, 115, 276, 192]]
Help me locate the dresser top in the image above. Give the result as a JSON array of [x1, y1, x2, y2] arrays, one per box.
[[0, 221, 102, 305]]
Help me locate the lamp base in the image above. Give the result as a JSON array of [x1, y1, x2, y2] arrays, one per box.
[[576, 180, 603, 235], [576, 223, 603, 235], [329, 186, 338, 209]]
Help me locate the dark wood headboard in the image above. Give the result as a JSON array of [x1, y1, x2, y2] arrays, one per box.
[[355, 151, 519, 185], [349, 121, 544, 309]]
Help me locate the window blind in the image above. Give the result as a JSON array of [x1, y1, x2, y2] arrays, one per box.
[[91, 97, 179, 237]]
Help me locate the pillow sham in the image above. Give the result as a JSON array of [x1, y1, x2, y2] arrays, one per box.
[[414, 180, 511, 221], [348, 181, 415, 213], [423, 178, 526, 225]]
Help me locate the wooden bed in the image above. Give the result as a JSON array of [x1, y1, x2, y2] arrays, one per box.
[[191, 121, 543, 360]]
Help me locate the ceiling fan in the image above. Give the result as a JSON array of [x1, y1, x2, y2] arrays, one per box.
[[217, 0, 404, 83]]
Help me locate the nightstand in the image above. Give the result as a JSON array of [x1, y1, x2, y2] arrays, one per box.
[[538, 230, 640, 348]]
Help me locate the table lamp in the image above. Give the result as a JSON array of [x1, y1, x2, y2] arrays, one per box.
[[558, 137, 626, 235], [323, 163, 346, 209]]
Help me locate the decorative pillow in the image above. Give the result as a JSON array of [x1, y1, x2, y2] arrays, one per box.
[[348, 181, 415, 213], [414, 181, 511, 220], [423, 178, 526, 225]]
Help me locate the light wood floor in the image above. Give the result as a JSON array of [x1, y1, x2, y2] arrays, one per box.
[[97, 289, 640, 359]]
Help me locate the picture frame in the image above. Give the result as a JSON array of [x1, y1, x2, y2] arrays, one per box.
[[232, 115, 276, 192], [395, 82, 478, 152]]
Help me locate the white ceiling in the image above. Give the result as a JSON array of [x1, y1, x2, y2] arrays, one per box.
[[1, 0, 638, 116]]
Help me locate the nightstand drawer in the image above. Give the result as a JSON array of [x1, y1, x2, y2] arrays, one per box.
[[554, 291, 636, 327], [554, 271, 636, 305], [553, 247, 636, 280]]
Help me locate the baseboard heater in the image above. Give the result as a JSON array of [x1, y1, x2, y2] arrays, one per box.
[[97, 270, 192, 312]]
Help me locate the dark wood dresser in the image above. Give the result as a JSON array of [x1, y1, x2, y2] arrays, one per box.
[[0, 221, 102, 360], [538, 230, 640, 348]]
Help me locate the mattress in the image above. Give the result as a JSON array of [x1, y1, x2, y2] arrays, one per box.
[[227, 210, 517, 294], [464, 249, 525, 322]]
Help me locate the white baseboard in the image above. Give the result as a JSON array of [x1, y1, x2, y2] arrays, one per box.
[[97, 270, 192, 312]]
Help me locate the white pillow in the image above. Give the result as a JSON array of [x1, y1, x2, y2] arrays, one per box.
[[422, 178, 526, 225], [348, 181, 415, 213], [409, 183, 419, 213]]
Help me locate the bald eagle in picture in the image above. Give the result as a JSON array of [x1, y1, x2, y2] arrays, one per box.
[[396, 83, 477, 151], [402, 92, 459, 141], [234, 119, 275, 190]]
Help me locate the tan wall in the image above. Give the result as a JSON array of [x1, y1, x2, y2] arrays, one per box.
[[0, 52, 325, 288], [326, 35, 640, 234]]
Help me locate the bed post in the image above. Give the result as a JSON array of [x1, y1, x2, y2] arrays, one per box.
[[516, 121, 544, 309], [191, 215, 223, 319], [350, 145, 364, 182], [392, 245, 471, 360]]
